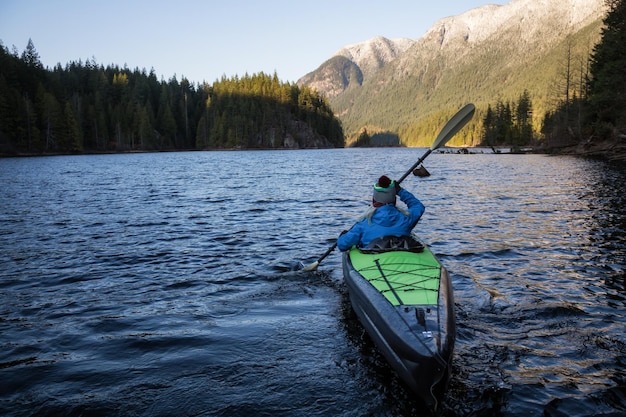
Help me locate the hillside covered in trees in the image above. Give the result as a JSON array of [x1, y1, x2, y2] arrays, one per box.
[[469, 0, 625, 158], [301, 0, 625, 160], [0, 41, 344, 155], [541, 0, 626, 159]]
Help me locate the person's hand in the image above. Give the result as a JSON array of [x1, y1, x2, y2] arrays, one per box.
[[339, 230, 348, 237], [394, 181, 402, 193]]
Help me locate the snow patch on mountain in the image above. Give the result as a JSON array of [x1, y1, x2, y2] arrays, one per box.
[[333, 36, 415, 79]]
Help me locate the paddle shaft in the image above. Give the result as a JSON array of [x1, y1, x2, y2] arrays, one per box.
[[315, 242, 337, 264]]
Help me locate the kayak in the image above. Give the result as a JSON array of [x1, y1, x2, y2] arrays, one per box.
[[341, 234, 455, 410]]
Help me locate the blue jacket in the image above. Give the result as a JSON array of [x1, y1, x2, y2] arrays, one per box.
[[337, 188, 425, 251]]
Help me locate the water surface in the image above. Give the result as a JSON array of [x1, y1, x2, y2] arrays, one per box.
[[1, 149, 624, 416]]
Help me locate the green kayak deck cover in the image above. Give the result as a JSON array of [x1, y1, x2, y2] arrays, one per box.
[[348, 246, 442, 306]]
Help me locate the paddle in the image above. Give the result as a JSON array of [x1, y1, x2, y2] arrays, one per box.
[[301, 103, 476, 272], [397, 103, 476, 183]]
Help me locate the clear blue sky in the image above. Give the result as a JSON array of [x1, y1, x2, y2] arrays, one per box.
[[1, 0, 504, 84]]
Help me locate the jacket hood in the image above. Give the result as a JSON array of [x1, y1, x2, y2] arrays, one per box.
[[371, 205, 403, 227]]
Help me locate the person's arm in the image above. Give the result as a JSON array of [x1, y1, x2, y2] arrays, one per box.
[[337, 225, 361, 251], [397, 187, 425, 227]]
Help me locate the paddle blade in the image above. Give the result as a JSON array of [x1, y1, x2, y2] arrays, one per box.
[[413, 165, 430, 177], [301, 261, 319, 272], [431, 103, 476, 150]]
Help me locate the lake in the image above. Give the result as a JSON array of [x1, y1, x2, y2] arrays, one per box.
[[0, 149, 624, 416]]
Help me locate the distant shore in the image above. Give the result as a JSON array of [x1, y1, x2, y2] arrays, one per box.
[[441, 138, 626, 162], [2, 139, 625, 162]]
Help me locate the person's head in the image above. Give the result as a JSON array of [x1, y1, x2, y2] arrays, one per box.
[[372, 175, 396, 207]]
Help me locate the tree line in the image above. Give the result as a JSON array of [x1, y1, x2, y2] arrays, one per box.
[[482, 90, 534, 148], [0, 40, 344, 155], [483, 0, 625, 148], [541, 0, 626, 147], [195, 73, 343, 149], [350, 128, 402, 147]]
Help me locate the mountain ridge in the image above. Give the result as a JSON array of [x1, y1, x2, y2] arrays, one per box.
[[298, 0, 607, 145], [299, 36, 415, 98]]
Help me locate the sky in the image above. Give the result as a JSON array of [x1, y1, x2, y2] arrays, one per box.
[[1, 0, 505, 85]]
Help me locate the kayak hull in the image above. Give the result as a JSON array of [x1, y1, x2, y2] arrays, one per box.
[[342, 235, 455, 410]]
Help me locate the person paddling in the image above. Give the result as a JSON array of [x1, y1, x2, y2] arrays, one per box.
[[337, 175, 425, 251]]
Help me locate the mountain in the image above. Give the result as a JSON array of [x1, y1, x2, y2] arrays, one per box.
[[298, 0, 607, 146], [298, 36, 415, 99]]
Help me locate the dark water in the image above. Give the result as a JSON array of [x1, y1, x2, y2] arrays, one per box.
[[0, 149, 624, 417]]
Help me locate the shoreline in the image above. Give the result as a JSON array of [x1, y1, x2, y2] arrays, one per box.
[[2, 139, 625, 162]]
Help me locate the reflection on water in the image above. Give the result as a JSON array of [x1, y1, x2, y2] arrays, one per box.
[[0, 150, 624, 416]]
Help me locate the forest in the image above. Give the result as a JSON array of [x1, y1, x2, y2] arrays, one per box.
[[482, 91, 534, 149], [540, 0, 626, 150], [482, 0, 625, 151], [0, 42, 344, 155], [1, 0, 623, 156]]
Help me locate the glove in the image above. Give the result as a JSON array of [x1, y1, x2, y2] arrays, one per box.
[[394, 180, 402, 194], [339, 230, 348, 237]]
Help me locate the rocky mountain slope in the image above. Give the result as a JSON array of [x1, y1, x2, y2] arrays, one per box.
[[298, 0, 606, 145], [299, 36, 415, 98]]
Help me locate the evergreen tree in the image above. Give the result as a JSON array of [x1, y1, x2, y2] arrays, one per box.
[[22, 92, 39, 151], [157, 85, 177, 148], [514, 90, 533, 146], [40, 91, 62, 151], [0, 74, 11, 148], [587, 0, 626, 129], [353, 129, 371, 147], [134, 102, 153, 150], [63, 100, 82, 152], [195, 114, 209, 149], [482, 104, 496, 146], [21, 38, 43, 69]]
